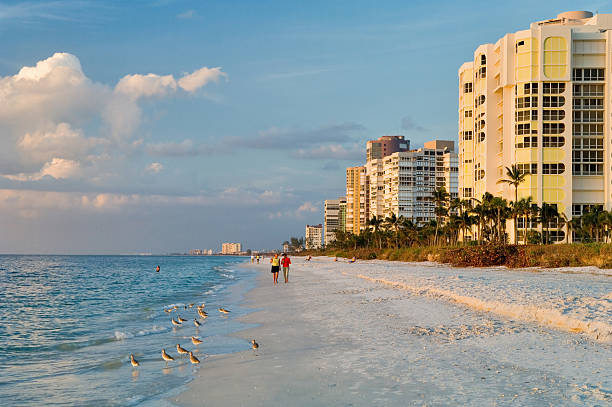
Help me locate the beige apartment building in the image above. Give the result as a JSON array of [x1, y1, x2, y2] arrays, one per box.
[[305, 224, 323, 249], [324, 197, 346, 246], [345, 166, 368, 234], [459, 11, 612, 243], [221, 242, 241, 254], [370, 141, 458, 223]]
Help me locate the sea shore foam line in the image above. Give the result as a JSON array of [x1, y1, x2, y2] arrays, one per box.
[[349, 273, 612, 343]]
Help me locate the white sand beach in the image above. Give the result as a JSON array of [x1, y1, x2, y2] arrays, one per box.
[[172, 257, 611, 406]]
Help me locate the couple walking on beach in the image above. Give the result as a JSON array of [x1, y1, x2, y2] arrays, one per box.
[[270, 253, 291, 285]]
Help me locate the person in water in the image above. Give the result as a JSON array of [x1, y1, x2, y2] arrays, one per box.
[[270, 254, 280, 285], [281, 253, 291, 283], [156, 265, 160, 272]]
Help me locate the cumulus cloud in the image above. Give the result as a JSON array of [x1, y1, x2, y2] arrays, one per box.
[[178, 67, 227, 92], [115, 73, 177, 99], [146, 162, 164, 173], [5, 158, 81, 181], [296, 201, 318, 214]]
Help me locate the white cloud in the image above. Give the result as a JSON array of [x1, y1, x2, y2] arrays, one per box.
[[146, 162, 164, 173], [4, 158, 81, 181], [115, 73, 177, 99], [178, 67, 227, 92], [296, 201, 318, 213], [177, 10, 194, 19]]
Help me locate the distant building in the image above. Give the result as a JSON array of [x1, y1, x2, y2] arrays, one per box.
[[324, 197, 346, 246], [282, 243, 289, 252], [221, 242, 242, 254], [368, 140, 458, 224], [338, 200, 347, 233], [345, 166, 368, 234], [366, 135, 410, 162], [189, 249, 214, 255], [305, 224, 323, 249]]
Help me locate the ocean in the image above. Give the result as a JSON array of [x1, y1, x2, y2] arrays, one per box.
[[0, 255, 252, 406]]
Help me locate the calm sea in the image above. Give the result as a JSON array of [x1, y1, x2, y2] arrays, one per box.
[[0, 255, 252, 406]]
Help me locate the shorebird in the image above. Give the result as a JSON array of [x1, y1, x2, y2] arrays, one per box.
[[130, 354, 140, 367], [171, 318, 181, 326], [251, 339, 259, 350], [177, 315, 187, 323], [188, 351, 200, 364], [218, 308, 230, 314], [161, 349, 174, 363], [176, 343, 189, 356], [188, 303, 195, 308], [194, 318, 201, 327], [197, 309, 208, 318], [164, 308, 172, 313], [191, 336, 203, 345]]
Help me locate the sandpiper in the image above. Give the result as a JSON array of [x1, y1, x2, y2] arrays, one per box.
[[177, 315, 187, 323], [218, 308, 230, 314], [171, 318, 181, 326], [130, 354, 140, 367], [176, 343, 189, 356], [191, 336, 203, 345], [194, 318, 201, 327], [251, 339, 259, 350], [188, 351, 200, 364], [161, 349, 174, 363], [197, 309, 208, 318], [188, 303, 195, 308]]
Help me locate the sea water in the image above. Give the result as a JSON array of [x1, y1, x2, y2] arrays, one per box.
[[0, 255, 252, 406]]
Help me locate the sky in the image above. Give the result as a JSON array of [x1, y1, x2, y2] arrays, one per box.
[[0, 0, 609, 254]]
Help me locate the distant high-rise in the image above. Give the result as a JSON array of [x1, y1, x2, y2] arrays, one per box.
[[305, 224, 323, 249], [458, 11, 612, 243], [345, 166, 368, 234], [324, 197, 346, 246], [366, 135, 410, 162], [221, 242, 241, 254]]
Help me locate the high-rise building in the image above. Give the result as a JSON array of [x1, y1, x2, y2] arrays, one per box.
[[366, 135, 410, 162], [305, 224, 323, 249], [324, 197, 346, 246], [221, 242, 242, 254], [458, 10, 612, 243], [338, 200, 347, 233], [379, 141, 458, 223], [346, 166, 368, 234]]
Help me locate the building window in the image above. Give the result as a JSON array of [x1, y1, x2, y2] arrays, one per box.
[[481, 54, 486, 65], [462, 188, 472, 198], [543, 96, 565, 107], [573, 124, 603, 136], [573, 163, 603, 175], [463, 82, 473, 93], [475, 94, 486, 107], [542, 163, 565, 174], [542, 136, 565, 147], [515, 135, 538, 148], [515, 109, 537, 121], [573, 98, 603, 110], [464, 110, 472, 118], [524, 83, 538, 94], [462, 131, 473, 140], [515, 123, 536, 135], [573, 84, 604, 97], [543, 37, 567, 79], [515, 96, 538, 108], [542, 109, 565, 121], [543, 82, 565, 94], [516, 163, 537, 174], [477, 132, 485, 142], [573, 110, 603, 123], [572, 68, 604, 81], [543, 123, 565, 134]]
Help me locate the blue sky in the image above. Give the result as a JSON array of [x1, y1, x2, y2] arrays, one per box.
[[0, 0, 607, 253]]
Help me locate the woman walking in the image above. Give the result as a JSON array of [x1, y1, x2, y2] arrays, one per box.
[[270, 254, 280, 285], [281, 253, 291, 283]]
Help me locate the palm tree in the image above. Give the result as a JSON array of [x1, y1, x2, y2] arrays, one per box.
[[432, 187, 449, 245], [367, 216, 384, 249], [540, 203, 560, 244], [497, 165, 527, 244], [384, 213, 402, 248]]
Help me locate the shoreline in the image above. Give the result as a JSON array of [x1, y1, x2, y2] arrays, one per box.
[[170, 257, 611, 406]]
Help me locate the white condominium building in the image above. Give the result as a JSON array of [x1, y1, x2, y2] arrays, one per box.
[[221, 242, 241, 254], [305, 224, 323, 249], [458, 10, 612, 243], [373, 141, 458, 223], [324, 197, 346, 246]]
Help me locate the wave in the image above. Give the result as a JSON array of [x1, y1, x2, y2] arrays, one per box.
[[351, 273, 612, 343]]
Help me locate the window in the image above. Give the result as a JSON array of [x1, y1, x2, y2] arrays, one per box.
[[543, 136, 565, 147], [573, 163, 603, 175], [544, 37, 567, 78], [515, 109, 538, 121], [542, 110, 565, 121], [573, 111, 603, 123], [524, 83, 538, 94], [515, 136, 538, 148], [515, 123, 536, 135], [516, 163, 537, 174], [475, 119, 486, 132], [573, 84, 603, 96], [515, 96, 538, 108], [480, 54, 486, 65], [463, 82, 473, 93], [573, 98, 603, 110], [543, 82, 565, 94], [573, 150, 603, 162], [476, 66, 486, 79], [572, 204, 603, 217], [573, 124, 603, 136], [461, 131, 473, 140], [477, 132, 485, 142], [543, 96, 565, 107], [464, 110, 472, 118], [462, 188, 472, 198], [573, 68, 604, 81], [542, 163, 565, 174], [475, 95, 486, 107], [543, 123, 565, 134]]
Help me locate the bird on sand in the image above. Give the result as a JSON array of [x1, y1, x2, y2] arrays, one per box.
[[218, 308, 230, 314], [176, 343, 189, 356], [161, 349, 174, 363], [189, 351, 200, 364], [177, 315, 187, 323], [191, 336, 203, 345], [130, 354, 140, 367], [171, 318, 181, 326], [194, 318, 201, 327], [251, 339, 259, 350]]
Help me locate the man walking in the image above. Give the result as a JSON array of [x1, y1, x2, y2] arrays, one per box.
[[270, 254, 280, 285], [281, 253, 291, 283]]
